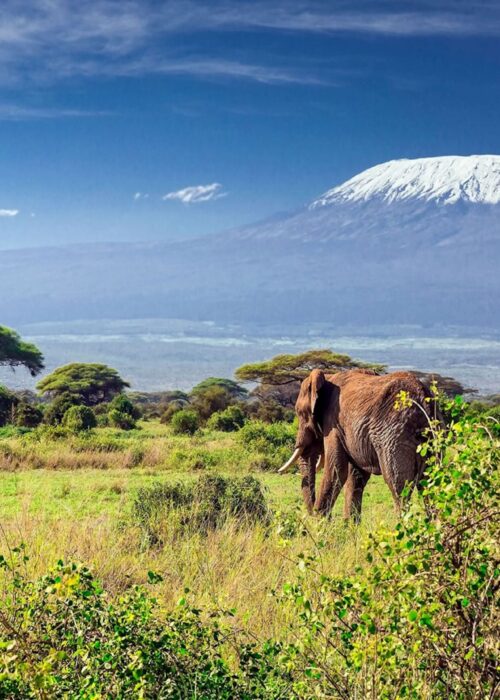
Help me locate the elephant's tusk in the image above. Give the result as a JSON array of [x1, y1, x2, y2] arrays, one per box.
[[278, 447, 302, 473], [316, 453, 325, 471]]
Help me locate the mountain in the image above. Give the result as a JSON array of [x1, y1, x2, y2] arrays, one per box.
[[311, 155, 500, 206], [1, 155, 499, 328]]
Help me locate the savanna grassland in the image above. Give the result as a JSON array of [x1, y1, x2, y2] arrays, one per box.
[[0, 419, 392, 632], [0, 411, 498, 699], [0, 334, 498, 698]]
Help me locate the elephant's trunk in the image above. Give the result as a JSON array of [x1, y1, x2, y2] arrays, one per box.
[[278, 447, 303, 473], [299, 454, 318, 514]]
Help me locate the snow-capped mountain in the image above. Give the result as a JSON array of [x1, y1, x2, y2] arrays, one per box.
[[311, 155, 500, 207], [0, 155, 499, 329]]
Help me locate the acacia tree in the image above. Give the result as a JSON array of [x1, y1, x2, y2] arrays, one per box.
[[0, 325, 44, 376], [236, 349, 384, 386], [37, 363, 129, 406], [190, 377, 248, 399], [235, 349, 385, 407]]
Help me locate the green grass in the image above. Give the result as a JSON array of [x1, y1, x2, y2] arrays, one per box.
[[0, 419, 394, 639], [0, 464, 390, 519]]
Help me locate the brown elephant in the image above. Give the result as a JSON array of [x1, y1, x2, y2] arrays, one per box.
[[279, 368, 434, 518]]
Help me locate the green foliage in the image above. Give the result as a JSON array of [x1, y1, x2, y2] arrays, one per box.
[[62, 405, 97, 433], [160, 401, 184, 424], [0, 385, 16, 427], [463, 399, 500, 436], [191, 377, 248, 399], [277, 414, 499, 699], [238, 420, 296, 454], [191, 386, 234, 421], [37, 363, 129, 406], [0, 325, 44, 376], [132, 474, 270, 542], [108, 394, 141, 430], [14, 401, 43, 428], [207, 405, 246, 432], [0, 550, 288, 699], [237, 420, 297, 470], [248, 399, 295, 423], [43, 392, 80, 426], [171, 409, 200, 435], [168, 447, 219, 471], [235, 349, 385, 386]]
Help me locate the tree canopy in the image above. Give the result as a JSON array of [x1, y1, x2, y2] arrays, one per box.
[[235, 349, 385, 386], [0, 325, 44, 377], [190, 377, 248, 399], [37, 363, 129, 406]]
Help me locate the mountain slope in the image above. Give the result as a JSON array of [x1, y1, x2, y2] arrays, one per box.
[[0, 155, 499, 328]]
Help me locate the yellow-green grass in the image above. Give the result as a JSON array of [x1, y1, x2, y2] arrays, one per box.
[[0, 420, 394, 639]]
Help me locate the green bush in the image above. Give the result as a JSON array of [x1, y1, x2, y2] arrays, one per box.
[[0, 385, 16, 426], [249, 400, 295, 424], [191, 386, 234, 421], [132, 474, 270, 542], [107, 394, 141, 430], [44, 392, 80, 425], [14, 401, 43, 428], [168, 447, 218, 471], [207, 405, 246, 432], [277, 409, 499, 699], [0, 551, 288, 699], [170, 409, 200, 435], [62, 405, 97, 433], [238, 420, 295, 453], [160, 401, 184, 424]]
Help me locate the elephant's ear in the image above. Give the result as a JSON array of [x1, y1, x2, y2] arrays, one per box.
[[310, 369, 326, 416]]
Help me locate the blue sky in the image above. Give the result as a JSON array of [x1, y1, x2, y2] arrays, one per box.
[[1, 0, 499, 248]]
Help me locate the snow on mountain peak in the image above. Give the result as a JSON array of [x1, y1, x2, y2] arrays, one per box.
[[311, 155, 500, 208]]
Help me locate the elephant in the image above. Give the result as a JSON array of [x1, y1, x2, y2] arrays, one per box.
[[279, 368, 435, 518]]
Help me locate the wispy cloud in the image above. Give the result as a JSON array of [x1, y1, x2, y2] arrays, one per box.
[[163, 183, 227, 204], [133, 192, 149, 200], [0, 104, 112, 120], [0, 209, 19, 217], [1, 1, 497, 90]]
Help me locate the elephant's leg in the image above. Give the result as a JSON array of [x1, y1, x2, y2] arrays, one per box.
[[379, 441, 418, 511], [315, 431, 348, 517], [343, 464, 371, 522]]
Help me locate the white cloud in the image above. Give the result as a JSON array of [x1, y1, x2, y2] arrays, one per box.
[[0, 208, 19, 217], [133, 192, 149, 200], [163, 183, 227, 204]]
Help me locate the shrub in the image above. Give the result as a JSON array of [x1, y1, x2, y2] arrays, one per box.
[[191, 386, 234, 421], [0, 385, 16, 426], [14, 401, 43, 428], [132, 474, 270, 542], [207, 405, 246, 432], [0, 552, 288, 698], [277, 409, 499, 699], [44, 392, 80, 425], [168, 447, 218, 471], [250, 400, 295, 424], [171, 409, 200, 435], [238, 420, 296, 453], [62, 405, 97, 433], [108, 394, 141, 430], [159, 401, 184, 424]]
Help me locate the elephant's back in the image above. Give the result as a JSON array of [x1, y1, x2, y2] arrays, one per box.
[[334, 369, 433, 429]]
